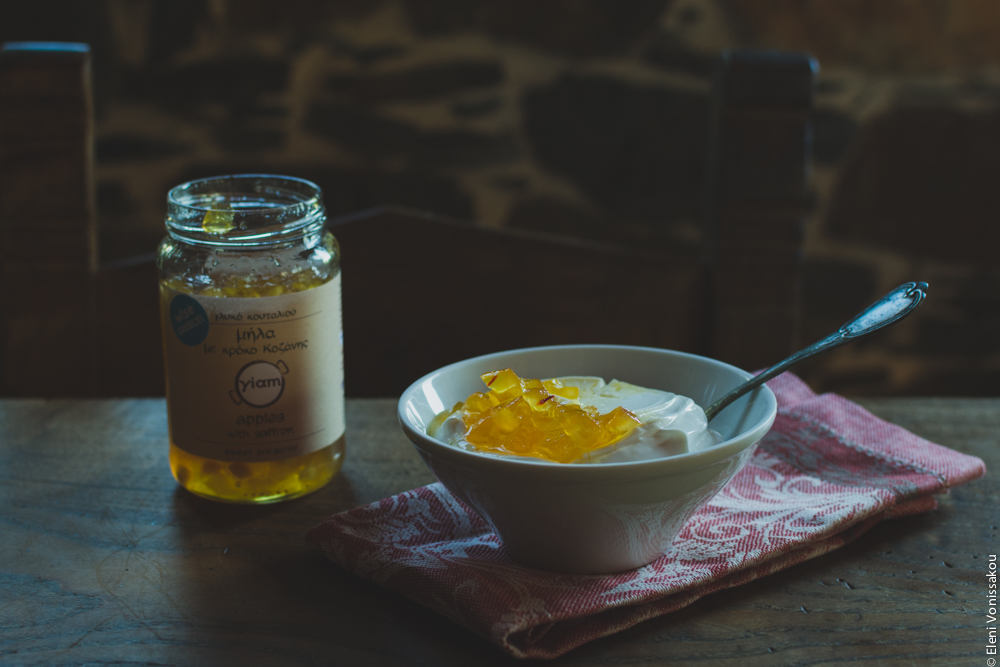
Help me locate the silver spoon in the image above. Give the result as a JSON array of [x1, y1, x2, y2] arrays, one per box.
[[704, 281, 929, 422]]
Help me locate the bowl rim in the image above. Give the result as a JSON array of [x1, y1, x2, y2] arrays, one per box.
[[397, 344, 777, 482]]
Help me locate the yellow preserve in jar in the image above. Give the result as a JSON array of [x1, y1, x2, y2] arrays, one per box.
[[158, 175, 345, 503]]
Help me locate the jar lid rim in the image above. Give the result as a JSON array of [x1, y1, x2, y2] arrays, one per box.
[[166, 174, 325, 246], [167, 174, 322, 212]]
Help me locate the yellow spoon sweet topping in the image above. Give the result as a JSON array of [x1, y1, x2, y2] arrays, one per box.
[[435, 368, 643, 463]]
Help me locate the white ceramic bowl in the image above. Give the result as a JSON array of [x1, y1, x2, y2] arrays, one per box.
[[398, 345, 777, 574]]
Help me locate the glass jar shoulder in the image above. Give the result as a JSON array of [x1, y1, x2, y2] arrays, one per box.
[[158, 230, 340, 297]]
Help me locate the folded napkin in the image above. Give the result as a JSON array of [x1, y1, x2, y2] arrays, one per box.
[[306, 374, 985, 659]]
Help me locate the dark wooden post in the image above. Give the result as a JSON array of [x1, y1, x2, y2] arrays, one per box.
[[704, 50, 817, 371], [0, 43, 97, 396]]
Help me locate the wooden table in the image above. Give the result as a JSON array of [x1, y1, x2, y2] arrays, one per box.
[[0, 398, 994, 666]]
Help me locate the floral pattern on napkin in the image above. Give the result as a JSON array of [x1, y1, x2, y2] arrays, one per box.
[[307, 373, 985, 659]]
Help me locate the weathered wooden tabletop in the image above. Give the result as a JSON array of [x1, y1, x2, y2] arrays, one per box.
[[0, 398, 994, 666]]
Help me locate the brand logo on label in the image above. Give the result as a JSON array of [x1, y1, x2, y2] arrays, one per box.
[[231, 360, 289, 408]]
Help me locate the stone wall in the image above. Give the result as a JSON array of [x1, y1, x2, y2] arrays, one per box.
[[2, 0, 997, 396]]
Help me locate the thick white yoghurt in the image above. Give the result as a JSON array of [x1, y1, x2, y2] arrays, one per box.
[[429, 376, 721, 463]]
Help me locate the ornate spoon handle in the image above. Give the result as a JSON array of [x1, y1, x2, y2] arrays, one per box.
[[704, 281, 929, 422]]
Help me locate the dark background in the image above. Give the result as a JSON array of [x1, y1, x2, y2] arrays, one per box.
[[2, 0, 998, 396]]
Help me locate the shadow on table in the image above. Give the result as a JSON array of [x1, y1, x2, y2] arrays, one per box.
[[163, 475, 526, 664]]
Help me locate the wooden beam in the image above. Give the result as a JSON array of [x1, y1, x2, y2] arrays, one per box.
[[0, 42, 97, 396], [705, 50, 817, 371]]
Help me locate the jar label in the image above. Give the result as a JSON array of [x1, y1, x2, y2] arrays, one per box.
[[162, 276, 344, 462]]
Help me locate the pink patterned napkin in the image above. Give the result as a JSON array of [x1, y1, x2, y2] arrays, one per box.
[[307, 374, 985, 659]]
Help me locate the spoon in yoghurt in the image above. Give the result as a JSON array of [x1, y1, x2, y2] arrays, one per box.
[[705, 281, 929, 422]]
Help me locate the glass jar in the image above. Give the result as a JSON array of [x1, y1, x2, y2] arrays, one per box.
[[158, 174, 344, 503]]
